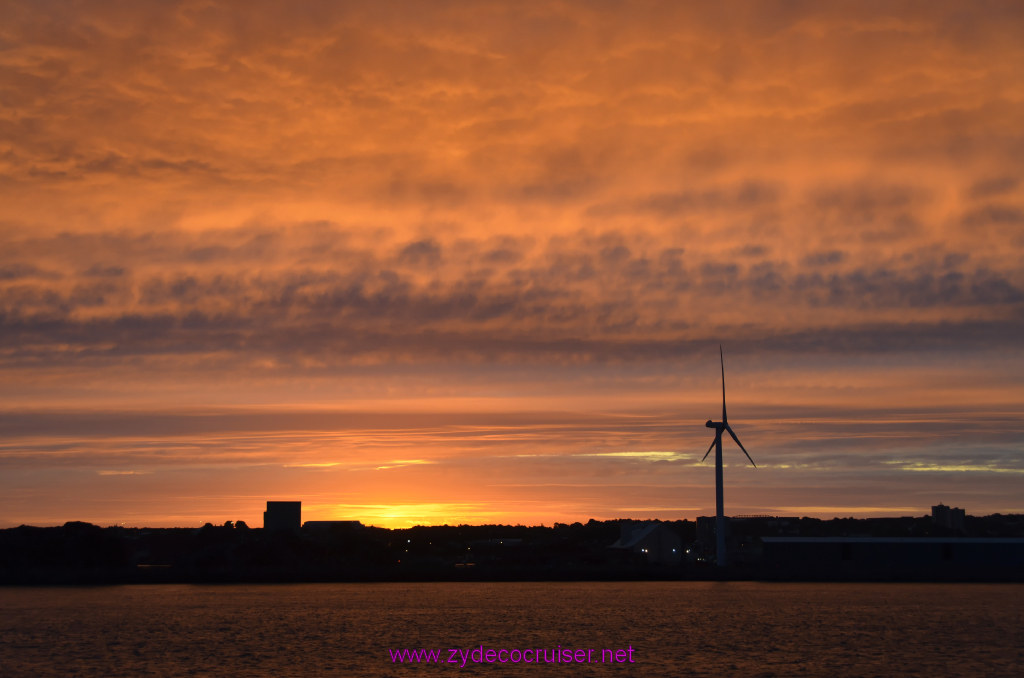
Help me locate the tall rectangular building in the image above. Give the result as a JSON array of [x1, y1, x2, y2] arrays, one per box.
[[263, 501, 301, 532], [932, 503, 965, 531]]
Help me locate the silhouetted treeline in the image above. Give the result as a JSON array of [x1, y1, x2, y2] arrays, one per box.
[[2, 514, 1022, 584]]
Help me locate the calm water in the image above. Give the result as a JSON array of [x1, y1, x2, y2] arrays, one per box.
[[1, 582, 1022, 677]]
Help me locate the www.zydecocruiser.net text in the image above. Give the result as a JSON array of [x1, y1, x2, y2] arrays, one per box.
[[389, 645, 636, 667]]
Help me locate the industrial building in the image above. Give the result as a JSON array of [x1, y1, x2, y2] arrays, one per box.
[[263, 501, 301, 533], [760, 536, 1024, 578], [609, 520, 682, 565]]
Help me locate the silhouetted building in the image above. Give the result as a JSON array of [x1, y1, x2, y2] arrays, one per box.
[[730, 515, 801, 533], [609, 520, 681, 565], [761, 537, 1024, 578], [932, 503, 965, 531], [693, 515, 798, 565], [694, 515, 726, 560], [302, 520, 364, 534], [695, 516, 717, 545], [263, 501, 301, 533]]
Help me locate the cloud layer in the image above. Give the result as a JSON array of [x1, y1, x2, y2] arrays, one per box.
[[1, 224, 1020, 373], [1, 1, 1022, 525]]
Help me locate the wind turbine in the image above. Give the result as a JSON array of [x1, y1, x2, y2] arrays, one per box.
[[702, 346, 756, 567]]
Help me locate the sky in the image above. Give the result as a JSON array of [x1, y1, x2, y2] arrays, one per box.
[[1, 0, 1022, 528]]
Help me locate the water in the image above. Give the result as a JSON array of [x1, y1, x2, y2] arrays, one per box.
[[1, 582, 1022, 677]]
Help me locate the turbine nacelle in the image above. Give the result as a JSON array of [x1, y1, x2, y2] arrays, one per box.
[[705, 419, 716, 429]]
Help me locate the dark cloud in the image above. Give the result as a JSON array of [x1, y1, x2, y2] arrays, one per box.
[[81, 264, 127, 277], [810, 267, 1022, 308], [482, 246, 524, 264], [0, 263, 61, 280], [736, 245, 768, 257], [961, 205, 1024, 229], [801, 250, 846, 267], [970, 269, 1024, 304], [397, 238, 443, 266], [807, 183, 926, 224], [968, 176, 1019, 199], [587, 181, 781, 218], [0, 224, 1020, 370]]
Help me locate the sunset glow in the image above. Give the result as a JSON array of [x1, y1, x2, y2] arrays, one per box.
[[1, 1, 1022, 528]]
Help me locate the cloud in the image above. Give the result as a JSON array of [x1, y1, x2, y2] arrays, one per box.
[[0, 224, 1020, 369], [587, 182, 782, 218], [397, 238, 443, 266], [2, 401, 1021, 526], [1, 1, 1023, 526], [1, 1, 1020, 219], [0, 264, 62, 281], [961, 205, 1024, 229], [968, 176, 1019, 199]]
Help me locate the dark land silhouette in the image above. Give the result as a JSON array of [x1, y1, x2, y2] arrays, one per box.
[[3, 512, 1024, 585]]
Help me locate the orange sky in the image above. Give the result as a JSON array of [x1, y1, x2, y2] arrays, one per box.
[[1, 1, 1022, 527]]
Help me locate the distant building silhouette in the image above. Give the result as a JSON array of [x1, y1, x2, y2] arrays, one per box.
[[302, 520, 363, 534], [263, 501, 301, 533], [761, 536, 1024, 577], [695, 516, 722, 555], [609, 520, 681, 565], [932, 503, 966, 531], [692, 515, 801, 564]]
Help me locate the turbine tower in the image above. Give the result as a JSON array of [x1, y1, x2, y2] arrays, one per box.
[[702, 346, 756, 567]]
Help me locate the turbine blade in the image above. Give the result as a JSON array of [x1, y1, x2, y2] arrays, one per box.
[[701, 437, 716, 462], [720, 345, 727, 423], [726, 424, 756, 468]]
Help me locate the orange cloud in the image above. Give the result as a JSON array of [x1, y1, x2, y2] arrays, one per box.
[[1, 1, 1022, 526]]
